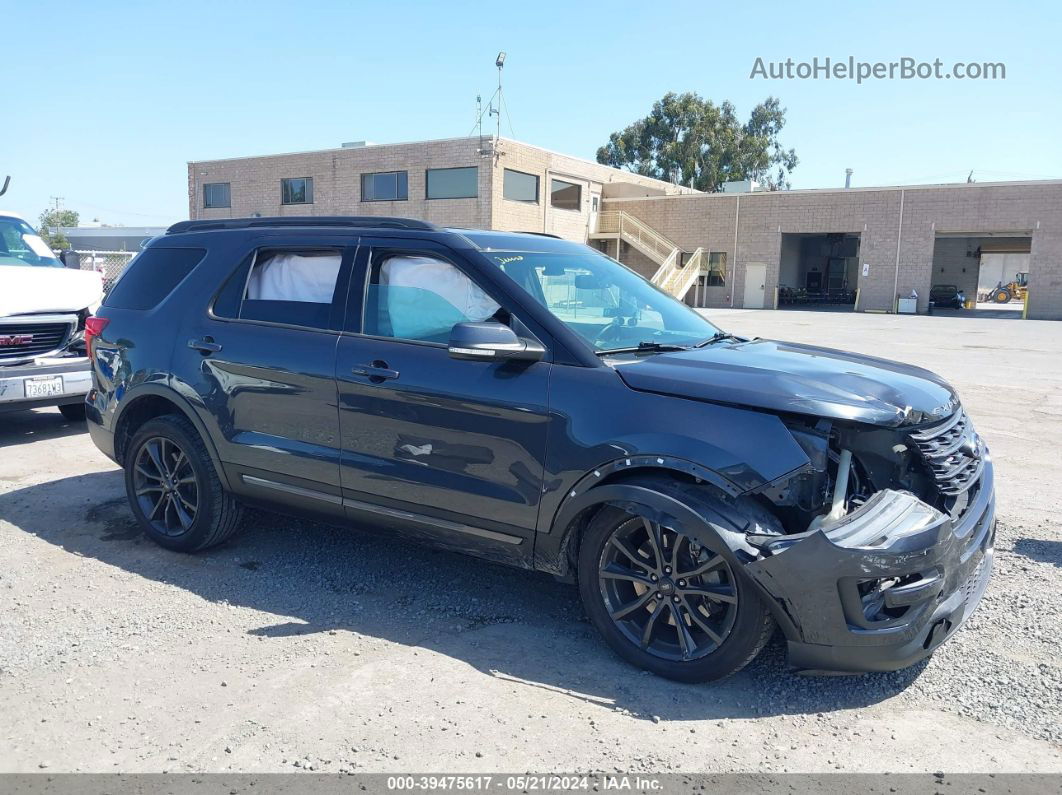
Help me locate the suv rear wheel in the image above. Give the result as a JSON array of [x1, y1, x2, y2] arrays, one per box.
[[124, 414, 243, 552], [577, 493, 775, 682]]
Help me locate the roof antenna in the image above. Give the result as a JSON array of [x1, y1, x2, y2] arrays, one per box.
[[491, 52, 506, 145], [0, 176, 9, 197], [967, 170, 975, 183]]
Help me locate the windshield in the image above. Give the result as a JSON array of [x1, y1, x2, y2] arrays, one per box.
[[484, 249, 720, 352], [0, 217, 63, 268]]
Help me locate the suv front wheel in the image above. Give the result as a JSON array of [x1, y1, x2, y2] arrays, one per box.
[[124, 414, 244, 552], [578, 493, 775, 682]]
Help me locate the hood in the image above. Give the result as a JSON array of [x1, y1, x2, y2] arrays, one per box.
[[610, 338, 958, 428], [0, 266, 104, 317]]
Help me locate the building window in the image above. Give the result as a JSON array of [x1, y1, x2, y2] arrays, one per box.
[[281, 177, 314, 205], [550, 179, 581, 211], [203, 183, 230, 209], [361, 171, 408, 202], [503, 169, 539, 203], [706, 251, 727, 286], [426, 167, 478, 199]]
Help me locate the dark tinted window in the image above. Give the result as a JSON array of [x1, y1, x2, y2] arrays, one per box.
[[281, 177, 314, 205], [361, 171, 408, 201], [104, 248, 206, 310], [550, 179, 581, 211], [426, 167, 477, 199], [503, 169, 539, 202], [203, 183, 230, 208], [213, 248, 342, 330]]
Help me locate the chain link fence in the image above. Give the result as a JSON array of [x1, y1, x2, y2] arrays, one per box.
[[72, 250, 137, 292]]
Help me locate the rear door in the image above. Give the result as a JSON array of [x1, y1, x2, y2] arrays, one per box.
[[334, 238, 551, 563], [173, 233, 356, 516]]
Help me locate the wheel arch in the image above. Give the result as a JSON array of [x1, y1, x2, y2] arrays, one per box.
[[546, 469, 799, 638], [547, 457, 743, 564], [112, 384, 231, 490]]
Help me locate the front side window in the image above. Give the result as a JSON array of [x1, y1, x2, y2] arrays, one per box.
[[361, 171, 408, 202], [0, 216, 63, 268], [364, 252, 500, 344], [215, 247, 342, 329], [706, 251, 726, 286], [426, 167, 478, 199], [485, 249, 719, 352], [281, 177, 314, 205], [550, 179, 581, 211], [503, 169, 539, 203], [203, 182, 231, 209]]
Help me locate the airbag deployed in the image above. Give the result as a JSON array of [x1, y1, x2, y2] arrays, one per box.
[[247, 252, 343, 303]]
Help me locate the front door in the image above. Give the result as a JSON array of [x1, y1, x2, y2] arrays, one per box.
[[334, 238, 551, 564], [743, 263, 767, 309], [588, 192, 601, 237]]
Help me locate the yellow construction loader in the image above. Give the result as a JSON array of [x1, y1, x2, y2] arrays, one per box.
[[987, 272, 1029, 304]]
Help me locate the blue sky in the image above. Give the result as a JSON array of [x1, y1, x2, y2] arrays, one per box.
[[3, 0, 1060, 227]]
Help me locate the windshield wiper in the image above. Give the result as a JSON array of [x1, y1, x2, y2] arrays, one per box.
[[595, 341, 692, 356], [694, 331, 743, 347]]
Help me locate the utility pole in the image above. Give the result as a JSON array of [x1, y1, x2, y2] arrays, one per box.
[[49, 195, 65, 240]]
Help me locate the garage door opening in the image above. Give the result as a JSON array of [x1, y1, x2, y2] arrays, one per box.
[[931, 234, 1031, 318], [777, 233, 861, 311]]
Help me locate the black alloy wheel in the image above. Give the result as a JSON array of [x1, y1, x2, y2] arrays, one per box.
[[598, 515, 739, 662], [132, 436, 200, 537]]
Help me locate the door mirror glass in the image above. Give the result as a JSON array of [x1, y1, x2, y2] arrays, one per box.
[[448, 321, 544, 362]]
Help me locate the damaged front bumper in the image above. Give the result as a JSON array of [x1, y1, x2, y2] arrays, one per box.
[[746, 458, 995, 674]]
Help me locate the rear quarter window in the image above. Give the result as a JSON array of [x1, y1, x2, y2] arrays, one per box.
[[104, 248, 207, 310]]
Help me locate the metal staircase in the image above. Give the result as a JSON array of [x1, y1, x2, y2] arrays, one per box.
[[590, 211, 703, 300]]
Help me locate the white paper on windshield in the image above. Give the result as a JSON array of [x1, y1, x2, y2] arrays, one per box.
[[24, 234, 55, 258]]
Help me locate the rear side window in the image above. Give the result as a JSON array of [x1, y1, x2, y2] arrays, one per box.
[[213, 247, 343, 330], [104, 248, 206, 310]]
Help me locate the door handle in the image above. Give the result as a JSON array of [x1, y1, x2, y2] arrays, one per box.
[[351, 361, 399, 382], [188, 337, 222, 354]]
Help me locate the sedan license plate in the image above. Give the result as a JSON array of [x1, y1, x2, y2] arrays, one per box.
[[24, 376, 64, 398]]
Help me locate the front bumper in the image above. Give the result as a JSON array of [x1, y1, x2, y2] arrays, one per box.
[[746, 457, 995, 674], [0, 356, 92, 412]]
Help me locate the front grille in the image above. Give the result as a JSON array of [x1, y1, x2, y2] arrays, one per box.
[[909, 408, 984, 498], [0, 321, 74, 362]]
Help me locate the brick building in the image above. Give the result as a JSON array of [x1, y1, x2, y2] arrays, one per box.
[[188, 138, 1062, 320]]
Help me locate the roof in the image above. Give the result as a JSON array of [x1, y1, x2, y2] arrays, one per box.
[[604, 177, 1062, 203]]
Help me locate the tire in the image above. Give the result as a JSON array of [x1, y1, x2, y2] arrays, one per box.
[[58, 402, 86, 421], [991, 288, 1011, 304], [577, 485, 775, 683], [123, 413, 244, 552]]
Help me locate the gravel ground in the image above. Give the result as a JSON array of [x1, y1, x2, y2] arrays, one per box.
[[1, 309, 1060, 773]]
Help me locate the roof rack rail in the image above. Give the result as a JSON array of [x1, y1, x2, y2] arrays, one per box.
[[166, 216, 439, 235]]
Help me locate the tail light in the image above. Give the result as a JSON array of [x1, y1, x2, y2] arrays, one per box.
[[84, 316, 110, 356]]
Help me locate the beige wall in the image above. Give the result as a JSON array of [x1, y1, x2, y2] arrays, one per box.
[[189, 138, 493, 229], [188, 136, 687, 241], [603, 181, 1062, 320]]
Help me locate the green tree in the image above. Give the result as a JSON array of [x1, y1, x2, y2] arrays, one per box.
[[596, 93, 798, 192], [38, 208, 79, 249]]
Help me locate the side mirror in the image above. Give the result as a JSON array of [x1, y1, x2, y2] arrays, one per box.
[[448, 322, 545, 363]]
